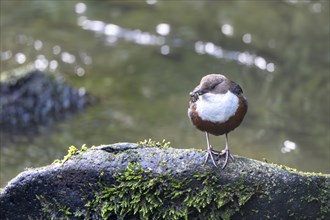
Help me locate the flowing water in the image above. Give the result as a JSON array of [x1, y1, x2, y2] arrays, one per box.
[[1, 1, 329, 187]]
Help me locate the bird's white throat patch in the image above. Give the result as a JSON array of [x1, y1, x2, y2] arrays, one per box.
[[195, 91, 239, 123]]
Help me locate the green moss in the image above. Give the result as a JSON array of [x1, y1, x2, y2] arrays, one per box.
[[159, 160, 168, 167], [89, 162, 257, 220], [301, 179, 330, 218], [52, 144, 89, 164], [320, 183, 330, 215], [270, 163, 329, 177], [137, 139, 172, 148], [36, 195, 72, 219]]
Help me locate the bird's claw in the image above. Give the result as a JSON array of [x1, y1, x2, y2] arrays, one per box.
[[204, 148, 234, 169], [204, 146, 218, 167], [219, 148, 234, 169]]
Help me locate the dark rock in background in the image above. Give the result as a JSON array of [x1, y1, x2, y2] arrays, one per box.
[[1, 142, 329, 220], [0, 70, 95, 134]]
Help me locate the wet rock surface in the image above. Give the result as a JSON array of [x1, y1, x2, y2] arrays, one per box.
[[1, 142, 329, 220], [0, 70, 95, 134]]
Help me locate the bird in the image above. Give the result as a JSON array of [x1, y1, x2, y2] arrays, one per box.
[[188, 74, 248, 169]]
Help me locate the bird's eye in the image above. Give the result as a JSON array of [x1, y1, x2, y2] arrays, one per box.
[[211, 83, 218, 89]]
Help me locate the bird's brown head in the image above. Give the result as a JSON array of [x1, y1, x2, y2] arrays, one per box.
[[190, 74, 230, 102]]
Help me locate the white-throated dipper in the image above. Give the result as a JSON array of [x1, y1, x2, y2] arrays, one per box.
[[188, 74, 248, 168]]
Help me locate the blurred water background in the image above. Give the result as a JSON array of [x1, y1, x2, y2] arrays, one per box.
[[1, 0, 329, 187]]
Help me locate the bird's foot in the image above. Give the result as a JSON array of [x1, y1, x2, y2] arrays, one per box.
[[204, 147, 234, 168], [217, 148, 234, 169], [204, 146, 218, 167], [210, 149, 223, 155]]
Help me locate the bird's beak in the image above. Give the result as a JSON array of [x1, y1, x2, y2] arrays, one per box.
[[190, 88, 204, 97], [190, 89, 205, 101]]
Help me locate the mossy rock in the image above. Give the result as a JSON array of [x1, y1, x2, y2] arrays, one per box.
[[1, 141, 329, 219]]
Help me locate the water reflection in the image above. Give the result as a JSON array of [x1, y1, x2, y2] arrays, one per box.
[[156, 23, 170, 36], [242, 33, 252, 44], [160, 45, 170, 55], [221, 24, 234, 36], [52, 45, 61, 55], [1, 2, 275, 76], [34, 55, 48, 70], [81, 19, 166, 46], [146, 0, 157, 5], [75, 2, 86, 14], [15, 53, 26, 64], [281, 140, 297, 154], [49, 60, 58, 70], [61, 52, 76, 64], [1, 50, 12, 61], [195, 41, 275, 73], [1, 33, 92, 77], [75, 2, 275, 72], [34, 40, 43, 51], [309, 3, 322, 13]]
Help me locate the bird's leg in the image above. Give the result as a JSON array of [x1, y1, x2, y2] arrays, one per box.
[[204, 132, 218, 167], [219, 133, 234, 169]]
